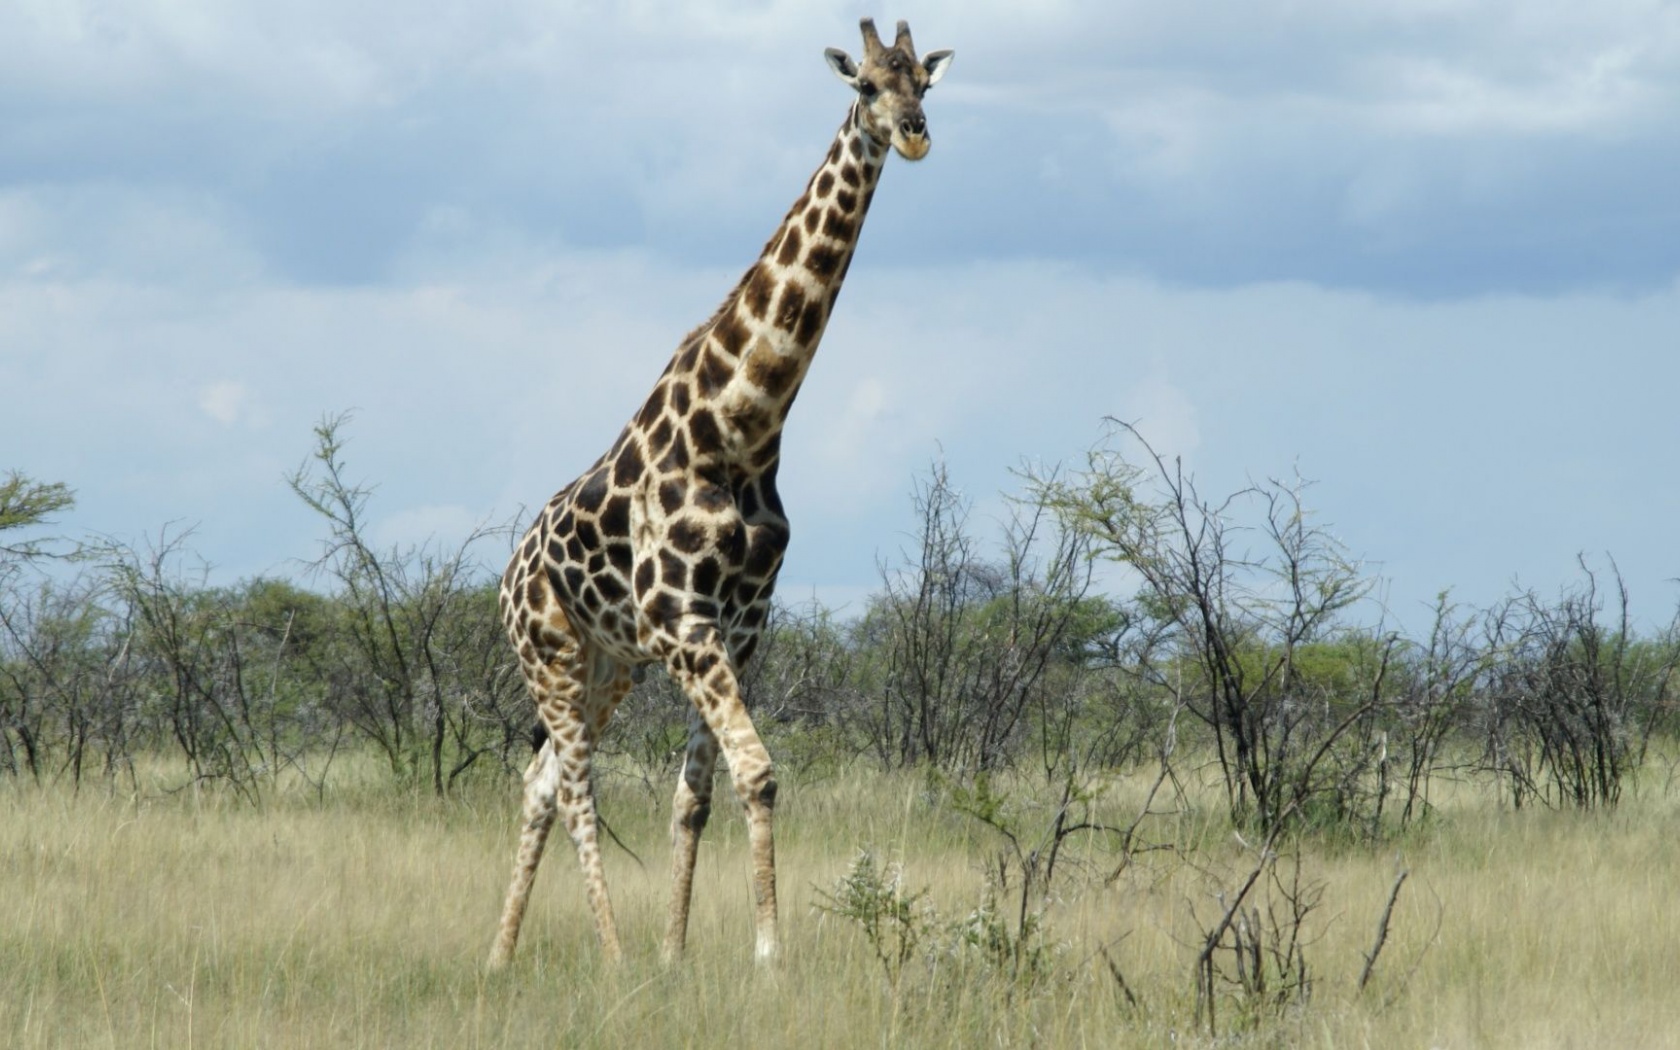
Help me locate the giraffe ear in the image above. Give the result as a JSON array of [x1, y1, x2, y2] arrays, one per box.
[[824, 47, 860, 86], [922, 49, 954, 87]]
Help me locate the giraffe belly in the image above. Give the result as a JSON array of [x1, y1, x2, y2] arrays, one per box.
[[627, 499, 789, 663], [504, 464, 792, 676]]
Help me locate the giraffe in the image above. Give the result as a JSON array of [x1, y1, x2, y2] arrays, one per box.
[[487, 18, 953, 969]]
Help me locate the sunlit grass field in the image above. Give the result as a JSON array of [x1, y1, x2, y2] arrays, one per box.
[[5, 756, 1680, 1048]]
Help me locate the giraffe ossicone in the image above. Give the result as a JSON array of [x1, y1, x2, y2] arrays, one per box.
[[487, 17, 953, 969]]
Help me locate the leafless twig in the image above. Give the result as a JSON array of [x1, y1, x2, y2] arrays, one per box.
[[1358, 866, 1409, 992]]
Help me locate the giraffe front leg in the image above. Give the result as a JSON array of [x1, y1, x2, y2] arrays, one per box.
[[664, 711, 720, 964], [664, 634, 779, 965]]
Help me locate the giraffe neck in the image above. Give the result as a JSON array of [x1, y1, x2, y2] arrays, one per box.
[[647, 103, 889, 472]]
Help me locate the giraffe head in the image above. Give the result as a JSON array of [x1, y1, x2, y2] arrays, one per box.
[[824, 18, 953, 162]]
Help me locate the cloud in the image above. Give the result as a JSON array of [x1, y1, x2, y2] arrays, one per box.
[[371, 503, 490, 554], [1366, 47, 1661, 138], [1118, 375, 1200, 461], [5, 3, 1676, 294], [6, 245, 1679, 624], [885, 2, 1680, 293], [0, 188, 263, 286], [816, 375, 891, 477], [4, 2, 1679, 629], [198, 380, 254, 427]]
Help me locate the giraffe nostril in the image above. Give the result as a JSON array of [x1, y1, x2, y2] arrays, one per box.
[[899, 115, 925, 137]]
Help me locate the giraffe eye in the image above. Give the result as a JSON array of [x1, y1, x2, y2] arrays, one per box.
[[858, 80, 878, 98]]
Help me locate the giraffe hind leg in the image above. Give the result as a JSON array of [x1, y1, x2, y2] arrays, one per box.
[[488, 737, 561, 969], [548, 698, 623, 962], [489, 643, 627, 967], [663, 709, 720, 964]]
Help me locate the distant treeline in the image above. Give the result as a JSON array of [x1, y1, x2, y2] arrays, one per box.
[[3, 418, 1676, 831]]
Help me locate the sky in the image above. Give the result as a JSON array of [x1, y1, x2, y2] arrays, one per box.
[[4, 0, 1679, 633]]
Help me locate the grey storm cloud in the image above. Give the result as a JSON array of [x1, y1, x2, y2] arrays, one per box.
[[4, 1, 1679, 629], [5, 1, 1679, 293]]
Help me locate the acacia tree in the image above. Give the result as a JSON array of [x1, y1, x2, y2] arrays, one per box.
[[1477, 560, 1678, 809], [1389, 593, 1485, 826], [106, 532, 274, 799], [1032, 422, 1377, 832], [0, 473, 87, 779], [288, 413, 524, 794], [0, 573, 138, 784], [0, 472, 74, 562], [856, 460, 1100, 773]]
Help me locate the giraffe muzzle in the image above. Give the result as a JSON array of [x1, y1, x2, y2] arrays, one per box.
[[893, 123, 932, 161]]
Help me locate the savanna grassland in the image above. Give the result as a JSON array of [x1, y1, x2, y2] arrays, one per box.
[[8, 433, 1680, 1048], [6, 758, 1680, 1050]]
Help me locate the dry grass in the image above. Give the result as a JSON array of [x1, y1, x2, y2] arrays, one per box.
[[4, 758, 1680, 1048]]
